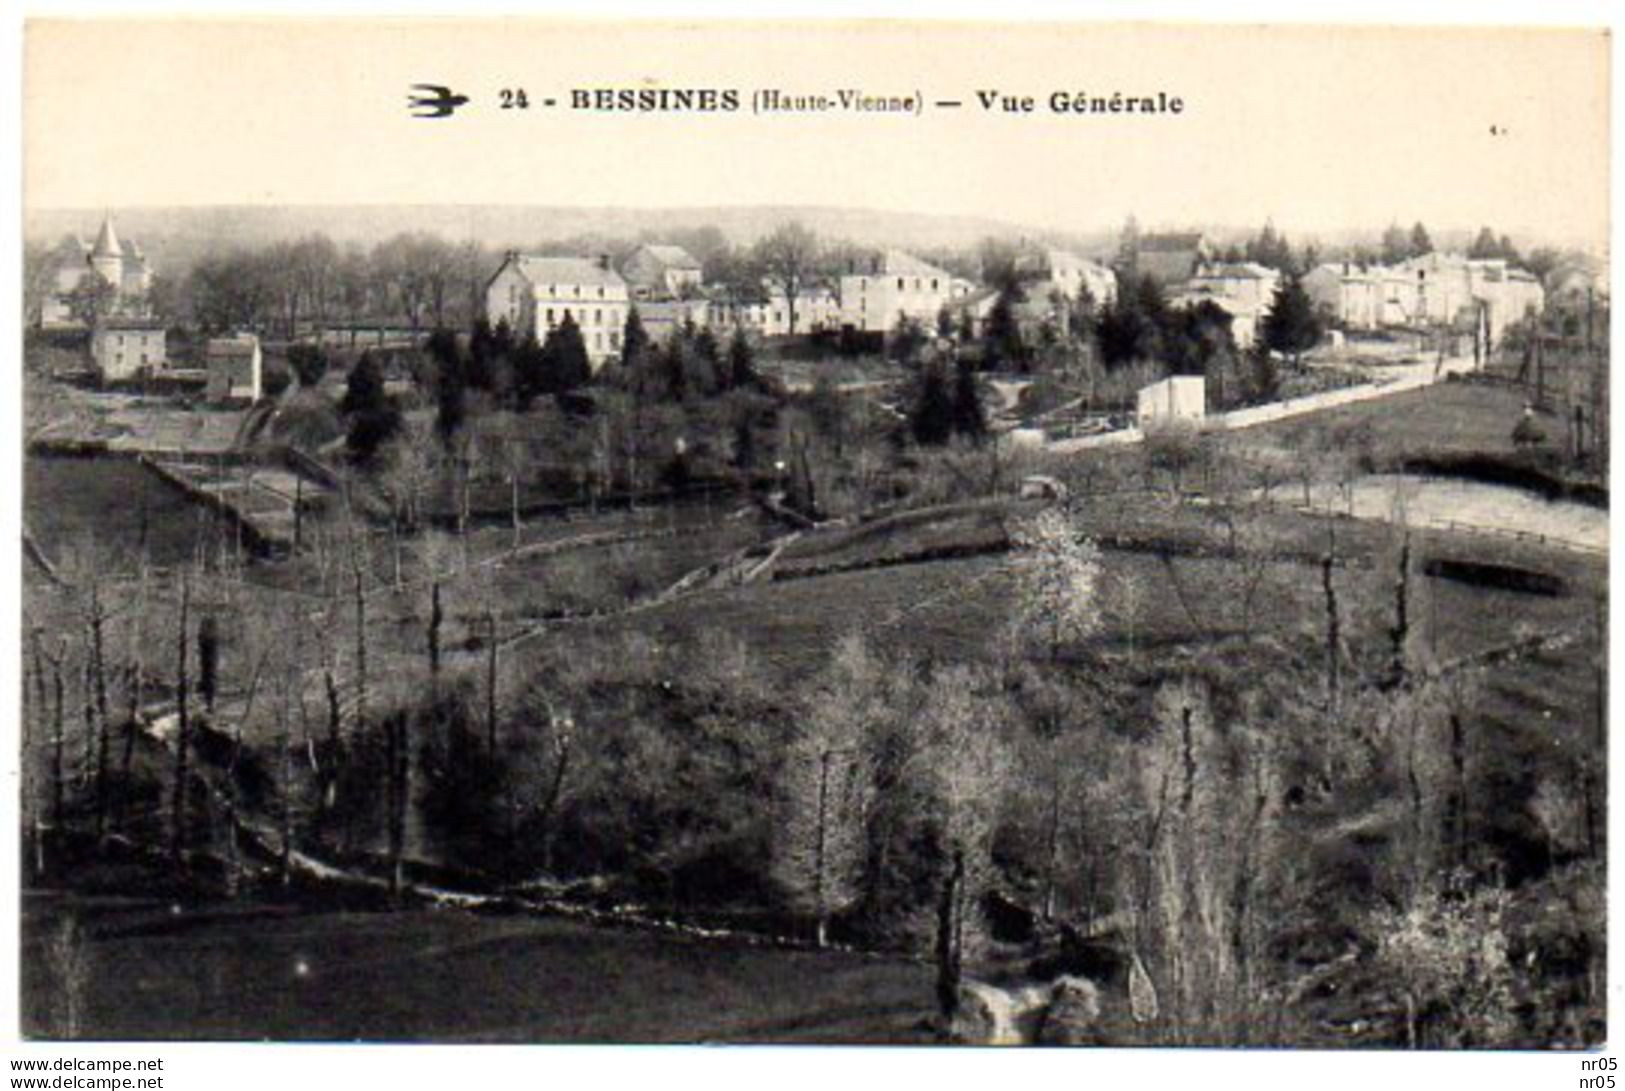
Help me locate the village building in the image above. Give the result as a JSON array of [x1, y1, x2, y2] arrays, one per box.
[[1137, 375, 1206, 429], [838, 250, 956, 333], [485, 252, 630, 369], [205, 333, 264, 403], [949, 285, 1070, 344], [1042, 249, 1119, 305], [40, 213, 155, 327], [1170, 261, 1282, 349], [1303, 263, 1385, 329], [621, 244, 705, 300], [1132, 232, 1211, 288], [703, 281, 839, 338], [763, 283, 840, 336], [89, 318, 167, 383], [1303, 255, 1545, 346], [637, 297, 714, 342]]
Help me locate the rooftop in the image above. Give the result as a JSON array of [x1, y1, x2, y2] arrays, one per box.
[[636, 244, 701, 270], [849, 249, 952, 279], [206, 335, 261, 357], [508, 254, 626, 289]]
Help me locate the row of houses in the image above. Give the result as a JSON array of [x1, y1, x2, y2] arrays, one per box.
[[484, 243, 1126, 369], [1302, 253, 1546, 343]]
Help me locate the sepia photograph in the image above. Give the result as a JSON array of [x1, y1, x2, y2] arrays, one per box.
[[10, 13, 1613, 1062]]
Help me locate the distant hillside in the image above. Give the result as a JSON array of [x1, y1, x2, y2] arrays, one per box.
[[26, 204, 1601, 284], [24, 204, 1119, 276]]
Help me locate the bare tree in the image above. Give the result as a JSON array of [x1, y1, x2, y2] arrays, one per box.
[[1130, 676, 1283, 1045], [170, 571, 192, 866], [772, 633, 880, 947], [754, 222, 820, 336], [919, 665, 1012, 1021]]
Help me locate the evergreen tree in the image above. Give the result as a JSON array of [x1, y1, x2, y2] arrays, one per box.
[[341, 353, 402, 464], [340, 351, 388, 417], [511, 332, 548, 410], [1260, 274, 1323, 370], [1167, 300, 1237, 377], [427, 327, 466, 447], [952, 357, 987, 441], [726, 326, 758, 391], [285, 343, 330, 387], [1468, 227, 1501, 260], [544, 315, 592, 394], [1410, 222, 1434, 257], [983, 280, 1030, 372], [1095, 277, 1168, 370], [1381, 222, 1413, 265], [1246, 220, 1294, 271], [692, 326, 722, 395], [910, 361, 955, 446], [621, 306, 652, 394], [467, 317, 497, 391], [889, 314, 928, 365]]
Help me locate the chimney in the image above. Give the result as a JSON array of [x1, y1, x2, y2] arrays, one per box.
[[503, 249, 519, 264], [598, 253, 611, 271]]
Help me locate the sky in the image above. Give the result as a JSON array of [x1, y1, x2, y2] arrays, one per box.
[[22, 20, 1610, 249]]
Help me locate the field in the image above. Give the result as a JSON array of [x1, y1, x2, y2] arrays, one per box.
[[1239, 378, 1574, 465], [21, 895, 934, 1043], [25, 455, 230, 572]]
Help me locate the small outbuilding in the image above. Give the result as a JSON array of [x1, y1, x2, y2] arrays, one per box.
[[205, 333, 263, 403], [1136, 375, 1206, 429]]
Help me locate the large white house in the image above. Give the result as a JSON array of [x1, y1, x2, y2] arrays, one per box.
[[485, 252, 630, 368], [838, 250, 956, 333]]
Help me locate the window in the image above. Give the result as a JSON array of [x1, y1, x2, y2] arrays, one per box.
[[897, 278, 905, 291], [598, 286, 605, 299], [574, 286, 582, 298], [931, 279, 938, 291], [547, 308, 555, 323]]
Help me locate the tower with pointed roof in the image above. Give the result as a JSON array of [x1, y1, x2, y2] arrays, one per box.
[[89, 213, 125, 289], [38, 212, 155, 326]]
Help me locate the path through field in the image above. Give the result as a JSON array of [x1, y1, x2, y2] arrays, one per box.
[[1295, 474, 1607, 554]]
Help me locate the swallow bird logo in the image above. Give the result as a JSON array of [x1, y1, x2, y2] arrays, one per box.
[[408, 84, 469, 119]]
